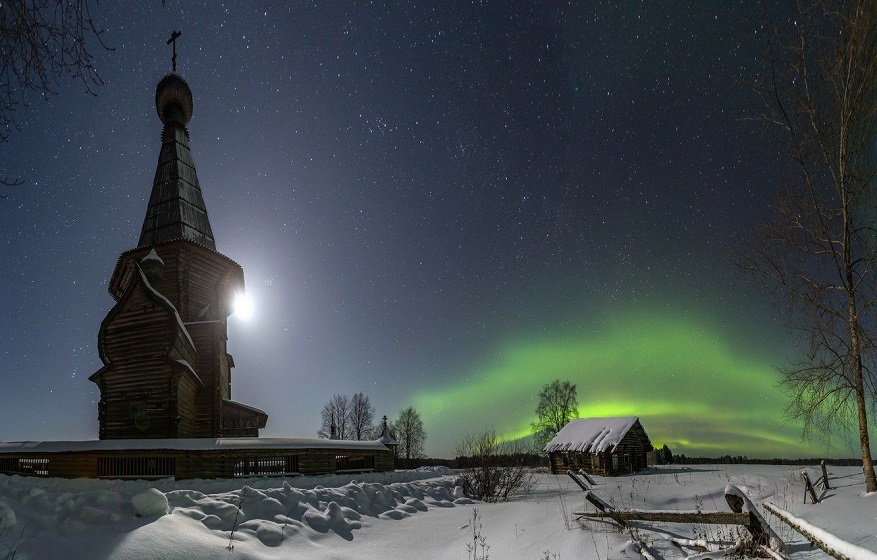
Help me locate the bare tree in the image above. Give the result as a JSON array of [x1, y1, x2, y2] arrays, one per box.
[[317, 394, 350, 440], [531, 380, 578, 448], [391, 406, 425, 468], [742, 0, 877, 491], [456, 429, 535, 502], [347, 392, 375, 440], [0, 0, 110, 189]]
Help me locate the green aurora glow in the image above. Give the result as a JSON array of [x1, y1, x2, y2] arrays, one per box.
[[412, 312, 866, 459]]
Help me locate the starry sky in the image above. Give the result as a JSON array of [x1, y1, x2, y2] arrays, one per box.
[[1, 2, 866, 459]]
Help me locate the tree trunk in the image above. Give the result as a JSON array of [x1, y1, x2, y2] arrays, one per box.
[[853, 360, 877, 492], [847, 282, 876, 492]]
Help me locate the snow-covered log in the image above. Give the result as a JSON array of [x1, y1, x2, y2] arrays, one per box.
[[724, 485, 784, 553], [763, 501, 877, 560], [577, 510, 749, 525]]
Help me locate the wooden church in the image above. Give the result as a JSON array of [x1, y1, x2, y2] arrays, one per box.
[[88, 72, 269, 440], [0, 49, 396, 479]]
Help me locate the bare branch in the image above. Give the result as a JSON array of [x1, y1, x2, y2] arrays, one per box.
[[0, 0, 112, 189], [739, 0, 877, 492]]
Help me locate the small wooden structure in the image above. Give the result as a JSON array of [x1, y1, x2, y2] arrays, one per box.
[[544, 417, 652, 476], [0, 438, 394, 479]]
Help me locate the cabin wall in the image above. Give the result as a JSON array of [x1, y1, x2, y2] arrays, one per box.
[[548, 451, 597, 475], [548, 443, 650, 477], [611, 430, 649, 474]]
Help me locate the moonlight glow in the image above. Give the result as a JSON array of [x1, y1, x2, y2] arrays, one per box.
[[232, 293, 254, 321]]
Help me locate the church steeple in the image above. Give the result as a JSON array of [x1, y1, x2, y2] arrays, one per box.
[[94, 60, 267, 440], [138, 72, 216, 251]]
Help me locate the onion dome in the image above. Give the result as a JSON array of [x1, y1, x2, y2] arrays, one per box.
[[155, 73, 193, 126]]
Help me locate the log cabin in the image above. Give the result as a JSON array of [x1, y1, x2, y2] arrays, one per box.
[[544, 417, 653, 476]]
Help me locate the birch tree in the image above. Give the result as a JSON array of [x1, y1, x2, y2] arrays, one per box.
[[317, 394, 350, 439], [531, 380, 578, 448], [391, 407, 425, 468], [742, 0, 877, 491], [347, 392, 375, 440]]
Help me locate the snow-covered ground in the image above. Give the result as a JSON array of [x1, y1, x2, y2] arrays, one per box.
[[0, 464, 874, 559]]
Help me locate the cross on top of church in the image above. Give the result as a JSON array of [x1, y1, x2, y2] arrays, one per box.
[[167, 30, 182, 72]]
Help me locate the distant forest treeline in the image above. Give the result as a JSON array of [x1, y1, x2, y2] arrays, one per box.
[[405, 455, 870, 468], [416, 453, 862, 469], [675, 455, 870, 466]]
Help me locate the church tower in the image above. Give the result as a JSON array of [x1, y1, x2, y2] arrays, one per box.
[[89, 70, 268, 439]]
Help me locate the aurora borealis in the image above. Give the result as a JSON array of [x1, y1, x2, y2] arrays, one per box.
[[413, 310, 813, 458], [0, 2, 871, 459]]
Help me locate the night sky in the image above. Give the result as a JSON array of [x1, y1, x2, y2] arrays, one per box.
[[1, 2, 860, 459]]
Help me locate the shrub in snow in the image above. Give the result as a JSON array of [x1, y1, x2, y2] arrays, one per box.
[[456, 429, 536, 502], [131, 488, 169, 517], [0, 500, 15, 529]]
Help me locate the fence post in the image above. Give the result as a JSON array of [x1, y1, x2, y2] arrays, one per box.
[[820, 461, 830, 490], [725, 484, 785, 553], [801, 471, 819, 504]]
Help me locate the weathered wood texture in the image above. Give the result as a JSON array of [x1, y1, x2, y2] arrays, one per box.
[[549, 419, 652, 476], [0, 446, 395, 480], [800, 471, 819, 504], [820, 461, 830, 490], [93, 240, 266, 439], [575, 510, 751, 526], [567, 470, 589, 491], [573, 484, 783, 554], [92, 270, 203, 439], [725, 487, 784, 552]]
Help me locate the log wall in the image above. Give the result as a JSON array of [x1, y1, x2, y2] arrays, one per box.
[[95, 239, 263, 440], [0, 446, 395, 480]]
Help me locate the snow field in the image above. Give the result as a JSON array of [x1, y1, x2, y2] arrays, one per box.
[[0, 465, 873, 559]]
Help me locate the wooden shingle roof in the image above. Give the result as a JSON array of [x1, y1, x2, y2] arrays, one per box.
[[138, 73, 216, 251]]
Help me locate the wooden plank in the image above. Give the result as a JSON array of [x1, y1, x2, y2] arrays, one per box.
[[579, 470, 596, 485], [574, 510, 750, 526], [567, 470, 589, 491], [801, 470, 819, 504]]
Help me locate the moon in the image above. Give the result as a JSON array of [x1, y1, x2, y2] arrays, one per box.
[[232, 292, 254, 321]]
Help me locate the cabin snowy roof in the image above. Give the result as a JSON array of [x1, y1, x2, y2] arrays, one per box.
[[543, 416, 642, 454]]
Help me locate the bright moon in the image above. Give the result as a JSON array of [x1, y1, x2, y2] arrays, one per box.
[[233, 293, 254, 321]]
